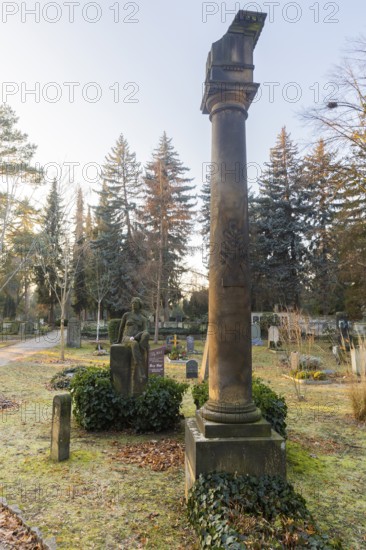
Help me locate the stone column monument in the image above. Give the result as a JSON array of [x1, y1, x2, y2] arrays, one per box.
[[185, 11, 286, 494]]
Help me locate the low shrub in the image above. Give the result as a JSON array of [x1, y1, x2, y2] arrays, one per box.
[[191, 381, 209, 409], [192, 377, 287, 438], [187, 472, 341, 549], [290, 370, 328, 381], [299, 354, 323, 370], [108, 318, 121, 343], [50, 366, 88, 390], [2, 322, 20, 335], [133, 376, 188, 432], [70, 367, 188, 432], [81, 325, 109, 339], [290, 370, 311, 379], [70, 367, 124, 430], [252, 377, 287, 438], [313, 370, 327, 381], [168, 346, 187, 361]]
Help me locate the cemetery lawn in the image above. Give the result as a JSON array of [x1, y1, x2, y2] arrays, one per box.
[[0, 340, 365, 548]]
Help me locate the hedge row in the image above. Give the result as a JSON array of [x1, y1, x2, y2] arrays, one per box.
[[70, 367, 188, 432]]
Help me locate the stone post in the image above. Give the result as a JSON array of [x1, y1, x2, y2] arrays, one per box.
[[50, 394, 71, 461], [185, 11, 286, 495]]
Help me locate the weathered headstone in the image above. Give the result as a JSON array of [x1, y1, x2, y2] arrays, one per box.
[[186, 336, 195, 354], [350, 347, 366, 375], [268, 326, 280, 348], [50, 394, 71, 461], [148, 347, 165, 377], [251, 324, 261, 340], [186, 359, 198, 379], [185, 10, 286, 496], [67, 318, 81, 348]]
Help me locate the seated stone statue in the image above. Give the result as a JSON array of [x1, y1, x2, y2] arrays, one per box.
[[110, 297, 150, 396]]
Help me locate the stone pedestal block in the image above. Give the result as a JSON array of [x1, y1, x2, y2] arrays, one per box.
[[185, 413, 286, 496], [110, 344, 148, 397]]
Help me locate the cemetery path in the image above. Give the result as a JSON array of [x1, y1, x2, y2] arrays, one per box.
[[0, 331, 61, 367]]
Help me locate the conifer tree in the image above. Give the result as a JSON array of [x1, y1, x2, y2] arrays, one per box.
[[334, 127, 366, 317], [255, 128, 308, 309], [302, 139, 343, 314], [140, 132, 196, 341], [93, 135, 142, 315], [35, 179, 63, 325], [72, 187, 88, 318]]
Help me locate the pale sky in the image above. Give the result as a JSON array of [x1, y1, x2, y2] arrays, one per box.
[[1, 0, 365, 214]]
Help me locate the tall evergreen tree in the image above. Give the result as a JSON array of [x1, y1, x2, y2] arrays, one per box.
[[140, 133, 196, 340], [72, 187, 88, 318], [334, 126, 366, 318], [102, 133, 142, 237], [35, 179, 63, 325], [0, 105, 42, 297], [198, 177, 211, 270], [255, 128, 308, 309], [302, 139, 343, 314], [93, 135, 142, 315]]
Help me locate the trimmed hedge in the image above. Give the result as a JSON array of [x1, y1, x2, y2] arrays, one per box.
[[70, 367, 188, 432], [192, 377, 287, 438], [187, 472, 341, 549]]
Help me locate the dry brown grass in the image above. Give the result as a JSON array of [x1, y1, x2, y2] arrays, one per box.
[[349, 374, 366, 421]]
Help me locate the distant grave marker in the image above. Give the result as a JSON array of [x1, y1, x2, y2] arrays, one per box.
[[186, 336, 195, 354], [186, 359, 198, 379], [148, 347, 165, 377], [268, 325, 280, 348], [251, 324, 261, 340]]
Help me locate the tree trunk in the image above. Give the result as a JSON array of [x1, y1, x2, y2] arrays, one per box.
[[96, 300, 101, 350], [60, 316, 65, 361]]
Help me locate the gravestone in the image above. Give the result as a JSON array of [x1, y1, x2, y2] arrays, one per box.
[[186, 336, 195, 354], [67, 318, 81, 348], [350, 347, 366, 375], [251, 324, 261, 340], [148, 347, 165, 377], [186, 359, 198, 379], [50, 394, 71, 461], [268, 326, 280, 348]]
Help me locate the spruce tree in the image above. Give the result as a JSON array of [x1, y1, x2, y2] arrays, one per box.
[[334, 128, 366, 317], [140, 132, 196, 340], [93, 135, 142, 315], [72, 187, 88, 318], [255, 128, 307, 309], [302, 139, 343, 314], [35, 179, 63, 325]]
